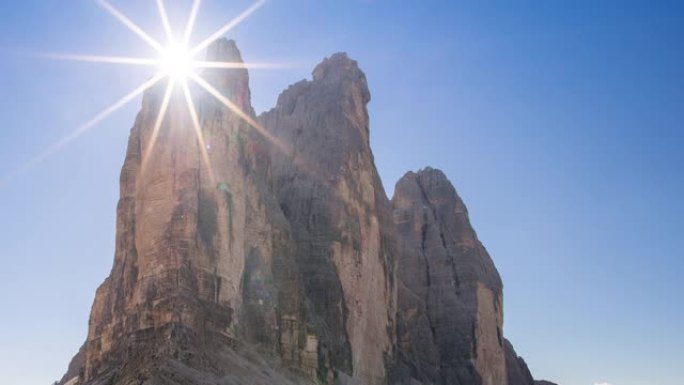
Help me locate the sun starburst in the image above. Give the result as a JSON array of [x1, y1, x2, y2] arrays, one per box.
[[4, 0, 280, 186]]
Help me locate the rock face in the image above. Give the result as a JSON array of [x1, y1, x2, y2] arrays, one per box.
[[260, 53, 396, 385], [504, 339, 535, 385], [391, 168, 506, 385], [69, 39, 306, 385], [58, 39, 553, 385]]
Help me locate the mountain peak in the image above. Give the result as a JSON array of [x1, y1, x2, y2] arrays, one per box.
[[205, 37, 243, 63], [311, 53, 370, 103], [312, 52, 353, 79], [57, 42, 550, 385]]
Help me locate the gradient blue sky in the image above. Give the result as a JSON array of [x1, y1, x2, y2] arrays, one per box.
[[0, 1, 682, 385]]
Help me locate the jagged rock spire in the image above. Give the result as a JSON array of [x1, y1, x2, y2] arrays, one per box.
[[58, 42, 553, 385]]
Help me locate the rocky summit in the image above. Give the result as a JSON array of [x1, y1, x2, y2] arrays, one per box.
[[57, 39, 557, 385]]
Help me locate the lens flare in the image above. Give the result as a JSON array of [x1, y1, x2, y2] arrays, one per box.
[[6, 0, 287, 186], [158, 42, 194, 79]]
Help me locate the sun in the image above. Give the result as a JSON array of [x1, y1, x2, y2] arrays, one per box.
[[5, 0, 282, 186], [158, 41, 194, 80]]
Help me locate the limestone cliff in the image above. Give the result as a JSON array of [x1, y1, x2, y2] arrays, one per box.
[[504, 339, 535, 385], [57, 40, 555, 385], [260, 53, 396, 385], [62, 39, 308, 385], [391, 168, 506, 385]]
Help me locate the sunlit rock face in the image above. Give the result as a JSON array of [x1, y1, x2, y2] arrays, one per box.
[[59, 39, 551, 385]]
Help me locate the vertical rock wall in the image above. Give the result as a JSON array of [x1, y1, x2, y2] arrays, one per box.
[[260, 53, 396, 385], [391, 168, 506, 385], [59, 41, 552, 385], [80, 39, 299, 384]]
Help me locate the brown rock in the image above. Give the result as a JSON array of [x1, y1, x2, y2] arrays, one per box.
[[58, 41, 549, 385], [60, 39, 311, 385], [505, 338, 534, 385]]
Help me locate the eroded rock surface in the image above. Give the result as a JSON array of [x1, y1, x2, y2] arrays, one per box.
[[391, 168, 506, 385], [60, 39, 308, 385], [57, 40, 551, 385], [504, 338, 535, 385], [260, 53, 396, 385]]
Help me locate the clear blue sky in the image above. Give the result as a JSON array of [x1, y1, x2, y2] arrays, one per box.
[[0, 1, 682, 385]]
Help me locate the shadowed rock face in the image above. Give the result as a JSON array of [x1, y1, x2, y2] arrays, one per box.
[[66, 38, 307, 385], [58, 40, 553, 385], [391, 168, 506, 385], [503, 340, 558, 385], [504, 339, 535, 385], [260, 52, 396, 385]]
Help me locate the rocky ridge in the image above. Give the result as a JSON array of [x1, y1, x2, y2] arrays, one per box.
[[57, 39, 557, 385]]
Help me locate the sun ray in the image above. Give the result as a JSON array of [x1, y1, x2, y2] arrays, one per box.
[[1, 74, 164, 187], [193, 60, 287, 70], [190, 0, 266, 56], [155, 0, 175, 42], [97, 0, 165, 53], [183, 0, 202, 45], [36, 53, 159, 67], [9, 0, 291, 189], [140, 79, 175, 176], [188, 72, 333, 189], [188, 72, 288, 155], [181, 79, 216, 186]]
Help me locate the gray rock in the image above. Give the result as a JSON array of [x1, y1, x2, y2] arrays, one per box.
[[504, 338, 534, 385], [59, 38, 310, 385], [391, 168, 506, 385]]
